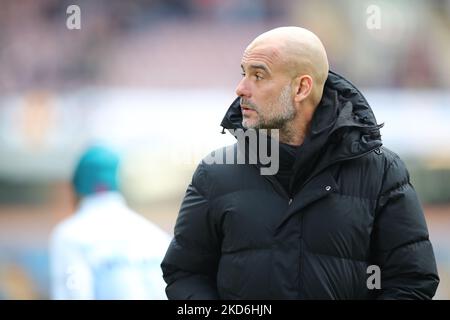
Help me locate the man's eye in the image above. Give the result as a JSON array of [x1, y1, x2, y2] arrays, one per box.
[[255, 74, 263, 80]]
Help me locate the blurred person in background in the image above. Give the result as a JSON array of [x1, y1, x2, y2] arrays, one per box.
[[49, 145, 170, 299], [161, 26, 439, 299]]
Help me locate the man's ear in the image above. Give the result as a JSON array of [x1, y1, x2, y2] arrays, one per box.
[[294, 75, 313, 103]]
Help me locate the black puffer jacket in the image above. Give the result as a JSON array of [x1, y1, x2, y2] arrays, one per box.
[[161, 71, 439, 299]]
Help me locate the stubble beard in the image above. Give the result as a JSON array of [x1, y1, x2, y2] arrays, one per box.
[[242, 84, 296, 132]]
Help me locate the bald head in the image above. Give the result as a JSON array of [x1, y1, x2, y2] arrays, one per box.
[[236, 27, 330, 144], [247, 27, 329, 105]]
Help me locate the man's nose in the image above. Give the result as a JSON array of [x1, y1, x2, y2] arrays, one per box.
[[235, 77, 251, 98]]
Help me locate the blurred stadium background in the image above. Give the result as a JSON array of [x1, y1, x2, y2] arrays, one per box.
[[0, 0, 449, 299]]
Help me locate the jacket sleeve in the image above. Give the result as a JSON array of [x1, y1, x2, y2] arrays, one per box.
[[161, 162, 221, 299], [370, 154, 440, 299]]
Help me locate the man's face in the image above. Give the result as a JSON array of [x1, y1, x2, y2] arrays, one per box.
[[236, 44, 296, 129]]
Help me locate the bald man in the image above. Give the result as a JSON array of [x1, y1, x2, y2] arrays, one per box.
[[162, 27, 439, 299]]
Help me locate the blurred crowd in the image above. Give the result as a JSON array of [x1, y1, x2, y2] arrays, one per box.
[[0, 0, 449, 94]]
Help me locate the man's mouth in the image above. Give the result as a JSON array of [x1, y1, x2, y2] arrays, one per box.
[[241, 105, 255, 111], [241, 106, 256, 115]]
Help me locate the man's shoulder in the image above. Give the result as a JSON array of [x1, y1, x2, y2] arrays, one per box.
[[348, 146, 403, 170], [190, 143, 259, 195], [49, 213, 84, 247], [124, 208, 172, 242], [196, 144, 242, 174], [379, 146, 402, 164], [201, 144, 238, 165], [337, 146, 409, 189], [377, 146, 410, 177], [378, 146, 411, 182], [352, 146, 410, 188]]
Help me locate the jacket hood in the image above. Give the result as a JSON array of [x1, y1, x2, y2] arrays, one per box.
[[220, 71, 383, 192]]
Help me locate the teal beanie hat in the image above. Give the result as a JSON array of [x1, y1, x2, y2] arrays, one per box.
[[72, 145, 120, 196]]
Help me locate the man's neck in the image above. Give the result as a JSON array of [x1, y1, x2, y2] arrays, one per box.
[[278, 123, 305, 146], [278, 101, 315, 146]]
